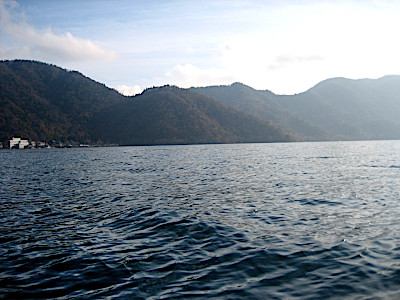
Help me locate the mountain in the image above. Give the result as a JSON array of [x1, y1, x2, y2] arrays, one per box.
[[193, 83, 327, 141], [279, 76, 400, 140], [91, 85, 292, 145], [194, 77, 400, 141], [0, 60, 292, 145], [3, 59, 399, 145], [0, 60, 126, 143]]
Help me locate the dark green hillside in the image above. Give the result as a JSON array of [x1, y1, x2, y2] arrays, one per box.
[[4, 59, 399, 145], [0, 60, 293, 146], [0, 60, 125, 143], [92, 85, 293, 145]]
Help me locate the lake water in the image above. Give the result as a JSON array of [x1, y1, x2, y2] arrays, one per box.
[[1, 141, 400, 299]]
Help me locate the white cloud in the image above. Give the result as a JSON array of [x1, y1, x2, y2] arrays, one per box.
[[267, 55, 324, 70], [166, 63, 236, 88], [116, 85, 142, 96], [166, 1, 400, 94], [2, 0, 400, 95], [0, 0, 116, 62]]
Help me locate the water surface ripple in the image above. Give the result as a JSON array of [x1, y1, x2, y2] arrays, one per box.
[[1, 141, 400, 299]]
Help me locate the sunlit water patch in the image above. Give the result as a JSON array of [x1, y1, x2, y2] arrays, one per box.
[[1, 141, 400, 299]]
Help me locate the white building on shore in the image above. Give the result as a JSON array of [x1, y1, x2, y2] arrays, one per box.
[[9, 137, 30, 149]]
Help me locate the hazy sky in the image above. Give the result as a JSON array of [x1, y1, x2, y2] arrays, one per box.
[[1, 0, 400, 95]]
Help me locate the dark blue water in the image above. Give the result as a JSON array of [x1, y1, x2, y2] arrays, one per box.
[[1, 141, 400, 299]]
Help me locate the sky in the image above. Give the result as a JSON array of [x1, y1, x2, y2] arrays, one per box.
[[1, 0, 400, 95]]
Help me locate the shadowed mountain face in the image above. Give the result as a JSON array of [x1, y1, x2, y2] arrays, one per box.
[[194, 77, 400, 141], [0, 60, 292, 145], [0, 60, 126, 143], [193, 83, 328, 141], [283, 76, 400, 140], [91, 86, 293, 145], [2, 59, 399, 145]]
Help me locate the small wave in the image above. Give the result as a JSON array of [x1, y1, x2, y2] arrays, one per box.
[[2, 142, 400, 299]]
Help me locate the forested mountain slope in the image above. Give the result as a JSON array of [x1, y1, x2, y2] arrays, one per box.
[[0, 60, 292, 145], [92, 85, 293, 145], [194, 77, 400, 141], [0, 60, 125, 143]]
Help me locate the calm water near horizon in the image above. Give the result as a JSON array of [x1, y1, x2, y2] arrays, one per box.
[[1, 140, 400, 299]]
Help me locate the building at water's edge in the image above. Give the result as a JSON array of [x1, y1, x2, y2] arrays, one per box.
[[3, 137, 118, 149], [9, 137, 30, 149]]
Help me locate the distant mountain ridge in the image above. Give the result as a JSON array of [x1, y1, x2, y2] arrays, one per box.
[[1, 59, 400, 145], [193, 83, 327, 141], [0, 60, 292, 145], [92, 85, 292, 145], [194, 76, 400, 141]]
